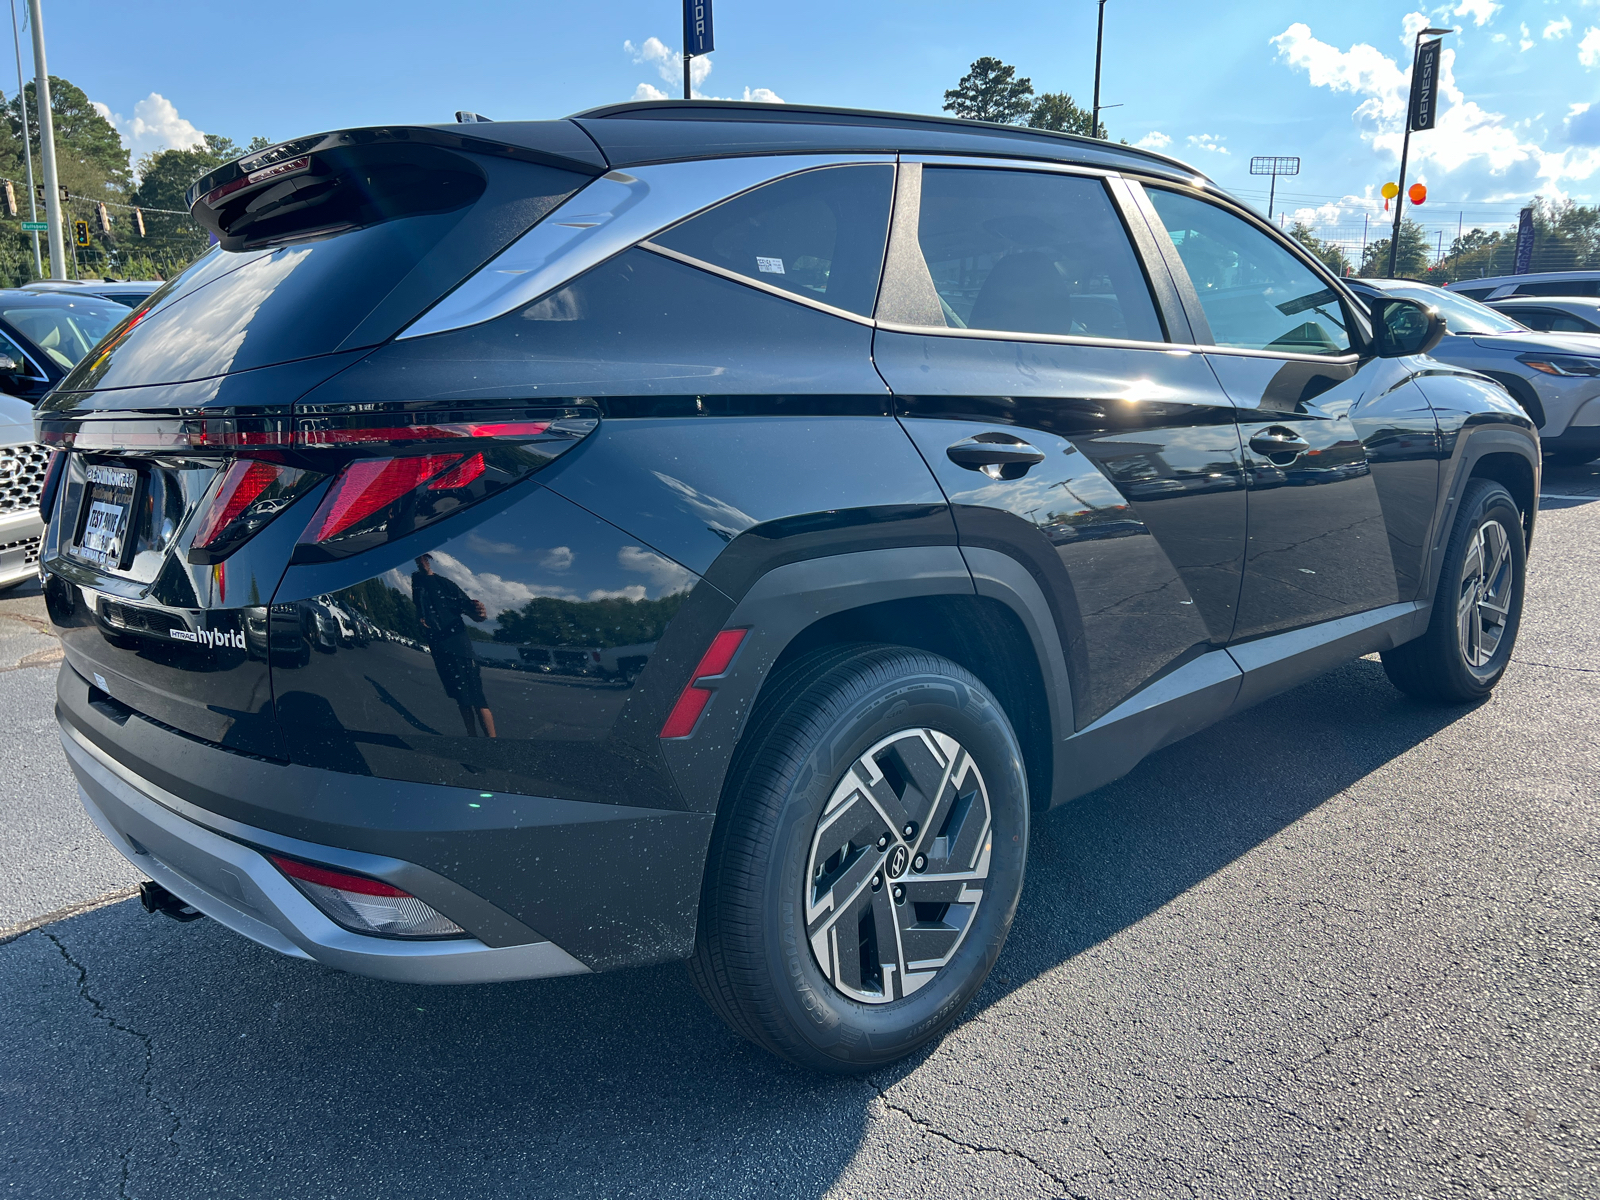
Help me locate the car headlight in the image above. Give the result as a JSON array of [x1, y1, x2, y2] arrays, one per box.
[[1516, 353, 1600, 377]]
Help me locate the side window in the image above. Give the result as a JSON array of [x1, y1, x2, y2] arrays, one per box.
[[648, 164, 892, 317], [1453, 288, 1493, 301], [1510, 309, 1556, 331], [0, 327, 41, 377], [913, 168, 1164, 341], [1518, 280, 1600, 297], [1146, 189, 1352, 356], [1547, 312, 1597, 332]]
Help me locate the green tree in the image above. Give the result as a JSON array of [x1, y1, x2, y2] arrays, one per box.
[[1027, 91, 1105, 138], [1361, 218, 1430, 278], [943, 57, 1035, 124], [128, 134, 245, 275], [1290, 221, 1352, 276]]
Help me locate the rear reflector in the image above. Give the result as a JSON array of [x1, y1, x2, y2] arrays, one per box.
[[660, 628, 747, 739], [269, 855, 466, 939]]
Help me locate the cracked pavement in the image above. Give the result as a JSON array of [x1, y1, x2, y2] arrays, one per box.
[[0, 465, 1597, 1198]]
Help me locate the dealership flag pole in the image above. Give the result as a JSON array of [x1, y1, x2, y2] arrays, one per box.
[[1388, 26, 1450, 278], [682, 0, 713, 100]]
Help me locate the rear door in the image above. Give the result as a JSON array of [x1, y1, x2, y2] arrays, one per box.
[[1136, 186, 1435, 640], [878, 161, 1247, 726]]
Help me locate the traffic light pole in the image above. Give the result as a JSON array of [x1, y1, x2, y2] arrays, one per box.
[[9, 0, 40, 276], [26, 0, 63, 279]]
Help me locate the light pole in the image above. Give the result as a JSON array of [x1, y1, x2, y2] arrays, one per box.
[[1387, 25, 1452, 278], [1091, 0, 1107, 140], [26, 0, 62, 279], [9, 0, 39, 276]]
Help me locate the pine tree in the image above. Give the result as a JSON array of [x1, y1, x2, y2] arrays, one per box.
[[943, 57, 1035, 124], [1027, 92, 1103, 138], [1290, 222, 1352, 277], [1361, 219, 1430, 278]]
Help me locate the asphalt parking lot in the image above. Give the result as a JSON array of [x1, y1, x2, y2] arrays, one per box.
[[1, 464, 1596, 1200]]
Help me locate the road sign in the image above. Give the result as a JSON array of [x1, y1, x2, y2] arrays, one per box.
[[1409, 39, 1442, 132], [21, 220, 44, 232]]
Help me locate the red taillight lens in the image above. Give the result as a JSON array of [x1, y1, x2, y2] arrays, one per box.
[[268, 855, 466, 939], [308, 453, 463, 542], [38, 448, 66, 520], [186, 459, 323, 565], [661, 628, 747, 739]]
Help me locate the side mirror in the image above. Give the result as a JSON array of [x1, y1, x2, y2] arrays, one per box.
[[1370, 296, 1446, 358]]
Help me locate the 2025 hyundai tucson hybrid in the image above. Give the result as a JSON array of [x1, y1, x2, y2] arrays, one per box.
[[36, 102, 1539, 1072]]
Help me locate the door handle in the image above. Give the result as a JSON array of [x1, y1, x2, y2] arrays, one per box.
[[1248, 428, 1311, 462], [946, 434, 1047, 479]]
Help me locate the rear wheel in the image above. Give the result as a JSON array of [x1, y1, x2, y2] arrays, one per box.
[[1382, 479, 1526, 702], [688, 645, 1028, 1072]]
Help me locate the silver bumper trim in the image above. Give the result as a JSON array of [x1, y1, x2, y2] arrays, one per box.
[[61, 723, 591, 984]]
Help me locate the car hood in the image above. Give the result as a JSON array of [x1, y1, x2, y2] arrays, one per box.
[[1466, 330, 1600, 355], [0, 394, 32, 444]]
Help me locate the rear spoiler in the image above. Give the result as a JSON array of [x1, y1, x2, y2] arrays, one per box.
[[186, 122, 608, 248]]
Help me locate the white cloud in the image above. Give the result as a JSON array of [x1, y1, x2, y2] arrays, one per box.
[[1454, 0, 1500, 26], [617, 545, 694, 595], [1581, 26, 1600, 65], [623, 36, 783, 102], [1186, 132, 1230, 155], [91, 93, 205, 169], [1521, 23, 1535, 51], [1274, 19, 1600, 200], [1492, 32, 1506, 43], [1545, 16, 1573, 39], [1135, 131, 1172, 150]]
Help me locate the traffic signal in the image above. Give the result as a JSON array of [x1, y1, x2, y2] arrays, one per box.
[[36, 184, 68, 204], [131, 208, 145, 237], [1, 181, 14, 218], [95, 202, 111, 235], [73, 219, 89, 248]]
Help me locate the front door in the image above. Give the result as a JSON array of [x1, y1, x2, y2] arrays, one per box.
[[876, 163, 1247, 727], [1137, 187, 1431, 642]]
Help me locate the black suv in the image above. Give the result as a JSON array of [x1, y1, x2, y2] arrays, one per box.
[[37, 101, 1538, 1072]]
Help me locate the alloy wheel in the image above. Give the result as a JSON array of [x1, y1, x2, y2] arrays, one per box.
[[1457, 518, 1513, 669], [804, 728, 993, 1004]]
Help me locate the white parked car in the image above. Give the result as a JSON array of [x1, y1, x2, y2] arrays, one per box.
[[1448, 269, 1600, 302], [0, 393, 48, 590]]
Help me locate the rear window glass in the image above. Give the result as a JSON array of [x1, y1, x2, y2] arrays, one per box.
[[649, 165, 892, 317], [1512, 280, 1600, 297], [58, 153, 592, 392], [914, 168, 1164, 341], [1453, 288, 1493, 301], [2, 302, 126, 370]]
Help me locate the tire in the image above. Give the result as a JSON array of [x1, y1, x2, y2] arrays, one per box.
[[1382, 479, 1526, 702], [688, 644, 1029, 1072]]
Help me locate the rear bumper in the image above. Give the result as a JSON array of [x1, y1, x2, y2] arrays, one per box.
[[61, 719, 591, 984]]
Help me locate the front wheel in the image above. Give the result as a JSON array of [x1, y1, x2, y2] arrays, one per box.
[[688, 645, 1029, 1072], [1382, 479, 1526, 702]]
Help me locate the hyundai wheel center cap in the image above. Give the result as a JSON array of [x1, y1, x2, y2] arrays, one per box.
[[887, 844, 910, 878]]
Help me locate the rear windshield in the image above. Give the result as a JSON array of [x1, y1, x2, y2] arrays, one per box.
[[56, 151, 593, 395], [1379, 283, 1525, 335], [2, 301, 126, 370]]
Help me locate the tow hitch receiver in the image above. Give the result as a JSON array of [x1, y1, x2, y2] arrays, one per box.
[[139, 880, 204, 923]]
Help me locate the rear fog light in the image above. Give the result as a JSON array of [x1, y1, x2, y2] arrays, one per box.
[[269, 855, 465, 939]]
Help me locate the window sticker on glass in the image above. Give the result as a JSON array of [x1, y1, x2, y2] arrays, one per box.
[[756, 256, 785, 275]]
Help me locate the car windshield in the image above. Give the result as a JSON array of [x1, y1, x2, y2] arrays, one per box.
[[1375, 282, 1526, 336], [1, 301, 128, 370]]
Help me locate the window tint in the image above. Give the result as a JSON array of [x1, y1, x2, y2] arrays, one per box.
[[2, 301, 125, 370], [1547, 312, 1600, 332], [0, 327, 41, 377], [912, 168, 1163, 341], [1515, 280, 1600, 297], [1147, 189, 1351, 356], [649, 165, 892, 317]]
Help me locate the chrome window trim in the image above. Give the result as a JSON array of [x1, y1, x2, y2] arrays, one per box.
[[875, 320, 1197, 354], [640, 242, 878, 327], [899, 153, 1119, 179], [397, 153, 896, 340]]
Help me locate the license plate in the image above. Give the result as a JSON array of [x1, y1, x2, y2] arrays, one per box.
[[71, 462, 141, 570]]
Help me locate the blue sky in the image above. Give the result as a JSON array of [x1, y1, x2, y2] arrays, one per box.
[[27, 0, 1600, 262]]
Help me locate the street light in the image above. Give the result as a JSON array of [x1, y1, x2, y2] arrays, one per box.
[[1387, 25, 1452, 277], [1091, 0, 1107, 140]]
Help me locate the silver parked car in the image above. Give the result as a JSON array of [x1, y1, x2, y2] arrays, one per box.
[[1486, 294, 1600, 335], [0, 392, 48, 590], [1447, 269, 1600, 303], [1351, 278, 1600, 465], [22, 278, 164, 310]]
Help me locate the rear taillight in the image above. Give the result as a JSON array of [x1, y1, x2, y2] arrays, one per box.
[[38, 449, 66, 520], [661, 628, 748, 739], [269, 855, 466, 939], [289, 409, 596, 562], [188, 459, 323, 565]]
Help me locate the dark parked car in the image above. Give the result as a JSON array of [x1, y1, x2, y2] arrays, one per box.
[[36, 102, 1539, 1072], [0, 289, 128, 404]]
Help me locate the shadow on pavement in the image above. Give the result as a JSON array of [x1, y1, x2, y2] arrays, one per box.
[[0, 658, 1477, 1200]]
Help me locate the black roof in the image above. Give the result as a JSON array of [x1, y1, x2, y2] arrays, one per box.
[[566, 99, 1208, 183]]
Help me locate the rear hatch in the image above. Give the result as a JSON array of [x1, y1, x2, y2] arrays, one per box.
[[38, 123, 606, 754]]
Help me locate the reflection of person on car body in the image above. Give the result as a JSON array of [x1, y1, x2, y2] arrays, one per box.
[[411, 554, 497, 738]]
